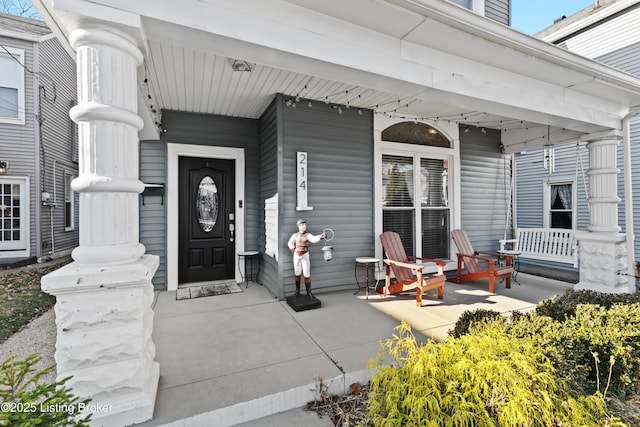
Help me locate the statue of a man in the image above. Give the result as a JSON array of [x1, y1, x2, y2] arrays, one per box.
[[288, 219, 324, 298]]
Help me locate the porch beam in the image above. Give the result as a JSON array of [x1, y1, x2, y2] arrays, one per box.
[[53, 0, 638, 131]]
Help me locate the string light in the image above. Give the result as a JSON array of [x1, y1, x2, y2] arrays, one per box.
[[141, 62, 162, 130], [279, 82, 575, 147]]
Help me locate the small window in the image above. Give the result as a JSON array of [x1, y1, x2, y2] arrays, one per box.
[[0, 49, 25, 124], [64, 173, 75, 231], [547, 182, 573, 229]]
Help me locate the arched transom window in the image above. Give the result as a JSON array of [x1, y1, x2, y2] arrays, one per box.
[[381, 122, 450, 148]]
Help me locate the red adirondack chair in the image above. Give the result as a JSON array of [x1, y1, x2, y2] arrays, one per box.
[[450, 229, 513, 293], [379, 231, 447, 306]]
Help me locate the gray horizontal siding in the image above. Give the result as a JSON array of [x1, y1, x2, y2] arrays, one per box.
[[485, 0, 510, 26], [515, 143, 590, 232], [280, 95, 374, 297], [459, 126, 511, 251], [258, 97, 280, 297], [596, 41, 640, 77], [0, 35, 37, 256], [140, 140, 167, 290], [38, 37, 78, 258]]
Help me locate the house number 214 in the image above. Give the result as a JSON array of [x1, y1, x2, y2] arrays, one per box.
[[296, 152, 313, 211]]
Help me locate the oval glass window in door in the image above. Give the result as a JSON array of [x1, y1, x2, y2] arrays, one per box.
[[197, 176, 218, 232]]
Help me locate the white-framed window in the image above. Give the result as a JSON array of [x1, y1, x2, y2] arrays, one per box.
[[377, 121, 455, 261], [0, 48, 26, 125], [382, 153, 451, 259], [543, 180, 575, 229], [0, 177, 29, 257], [64, 172, 75, 231]]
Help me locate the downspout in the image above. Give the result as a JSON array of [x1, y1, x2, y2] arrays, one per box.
[[623, 107, 640, 292], [34, 43, 42, 261]]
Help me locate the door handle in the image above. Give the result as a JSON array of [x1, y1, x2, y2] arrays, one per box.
[[229, 223, 235, 242]]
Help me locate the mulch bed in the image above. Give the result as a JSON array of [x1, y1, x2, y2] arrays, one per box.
[[306, 382, 371, 427]]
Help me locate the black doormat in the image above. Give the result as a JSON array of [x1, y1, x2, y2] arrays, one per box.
[[176, 281, 242, 300]]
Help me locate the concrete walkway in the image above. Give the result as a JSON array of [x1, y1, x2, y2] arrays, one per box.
[[136, 273, 573, 426]]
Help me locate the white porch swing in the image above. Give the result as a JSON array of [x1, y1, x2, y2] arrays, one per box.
[[499, 141, 586, 268]]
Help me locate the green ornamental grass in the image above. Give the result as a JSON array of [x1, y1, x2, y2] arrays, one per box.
[[367, 321, 623, 427]]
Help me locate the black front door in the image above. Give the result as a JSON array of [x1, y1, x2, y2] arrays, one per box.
[[178, 156, 235, 284]]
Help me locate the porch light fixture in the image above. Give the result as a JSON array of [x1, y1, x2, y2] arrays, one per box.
[[229, 59, 253, 72], [0, 161, 8, 174]]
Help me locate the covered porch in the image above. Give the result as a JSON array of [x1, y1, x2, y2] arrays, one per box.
[[139, 274, 572, 426], [31, 0, 640, 424]]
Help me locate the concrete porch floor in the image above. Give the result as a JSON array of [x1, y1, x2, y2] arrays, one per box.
[[135, 273, 573, 427]]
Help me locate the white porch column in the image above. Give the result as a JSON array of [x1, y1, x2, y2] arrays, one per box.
[[41, 28, 159, 426], [575, 130, 629, 293]]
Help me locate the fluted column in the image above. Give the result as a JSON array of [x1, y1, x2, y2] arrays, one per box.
[[586, 132, 622, 233], [575, 130, 629, 293], [70, 28, 146, 265], [41, 28, 159, 426]]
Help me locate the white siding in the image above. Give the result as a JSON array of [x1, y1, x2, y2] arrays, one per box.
[[558, 7, 640, 60]]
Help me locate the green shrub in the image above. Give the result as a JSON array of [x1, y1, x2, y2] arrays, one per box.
[[538, 304, 640, 398], [448, 309, 503, 338], [486, 300, 640, 399], [535, 290, 640, 321], [0, 353, 92, 427], [367, 321, 622, 427]]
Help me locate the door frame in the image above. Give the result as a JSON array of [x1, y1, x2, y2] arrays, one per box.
[[167, 143, 245, 291], [0, 176, 30, 258]]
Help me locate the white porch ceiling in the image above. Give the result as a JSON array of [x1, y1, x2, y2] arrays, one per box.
[[33, 0, 640, 153]]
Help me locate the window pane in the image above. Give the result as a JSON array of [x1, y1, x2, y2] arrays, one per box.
[[551, 184, 571, 209], [383, 210, 414, 256], [197, 176, 218, 232], [420, 158, 448, 207], [382, 155, 414, 207], [65, 203, 72, 228], [0, 56, 19, 87], [449, 0, 472, 9], [422, 209, 449, 259], [551, 212, 572, 229], [0, 87, 18, 119]]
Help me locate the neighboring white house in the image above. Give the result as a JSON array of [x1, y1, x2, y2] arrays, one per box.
[[513, 0, 640, 286], [29, 0, 640, 424], [0, 13, 78, 266]]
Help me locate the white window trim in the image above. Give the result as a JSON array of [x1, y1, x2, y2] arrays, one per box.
[[472, 0, 486, 15], [0, 48, 26, 125], [64, 172, 75, 231], [0, 176, 30, 258], [374, 115, 460, 275], [543, 178, 577, 229], [166, 143, 245, 291]]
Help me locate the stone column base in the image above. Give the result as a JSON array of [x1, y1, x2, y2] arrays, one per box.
[[41, 254, 160, 426], [574, 231, 631, 294]]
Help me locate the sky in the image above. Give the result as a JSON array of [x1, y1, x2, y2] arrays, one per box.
[[511, 0, 596, 34]]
